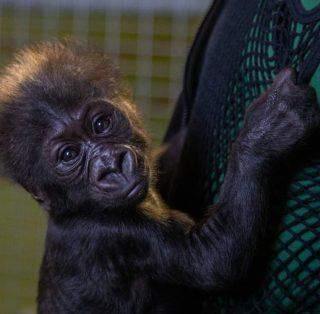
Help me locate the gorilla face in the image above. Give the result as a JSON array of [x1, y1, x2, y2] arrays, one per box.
[[42, 99, 150, 213], [0, 41, 151, 217]]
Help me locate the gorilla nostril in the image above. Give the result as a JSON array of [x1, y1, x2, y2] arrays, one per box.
[[117, 150, 127, 171], [97, 167, 113, 184], [121, 150, 135, 175]]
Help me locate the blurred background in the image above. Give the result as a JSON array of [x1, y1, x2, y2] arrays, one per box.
[[0, 0, 211, 312]]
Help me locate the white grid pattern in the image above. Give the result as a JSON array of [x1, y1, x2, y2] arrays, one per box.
[[43, 1, 59, 39], [0, 1, 212, 140], [169, 14, 190, 101], [1, 0, 211, 13], [73, 2, 90, 43], [13, 0, 30, 46], [136, 9, 154, 123], [105, 10, 121, 58]]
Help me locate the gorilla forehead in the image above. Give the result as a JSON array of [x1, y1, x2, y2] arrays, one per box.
[[0, 40, 130, 112]]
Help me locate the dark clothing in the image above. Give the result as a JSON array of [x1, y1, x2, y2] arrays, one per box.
[[164, 0, 320, 312]]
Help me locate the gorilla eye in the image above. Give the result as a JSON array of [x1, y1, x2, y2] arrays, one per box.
[[60, 147, 79, 163], [93, 114, 111, 135]]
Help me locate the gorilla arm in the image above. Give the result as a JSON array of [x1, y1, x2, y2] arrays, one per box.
[[134, 68, 319, 291]]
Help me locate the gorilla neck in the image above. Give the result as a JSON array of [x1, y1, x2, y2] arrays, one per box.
[[139, 188, 194, 229], [48, 187, 193, 229]]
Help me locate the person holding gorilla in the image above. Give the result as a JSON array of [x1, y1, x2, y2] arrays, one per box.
[[0, 41, 318, 313]]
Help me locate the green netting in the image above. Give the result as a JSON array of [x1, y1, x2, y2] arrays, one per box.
[[210, 0, 320, 312], [301, 0, 320, 11]]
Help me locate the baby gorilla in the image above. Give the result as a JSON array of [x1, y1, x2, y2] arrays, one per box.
[[0, 42, 318, 314]]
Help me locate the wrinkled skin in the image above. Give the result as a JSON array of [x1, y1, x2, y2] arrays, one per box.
[[0, 41, 318, 314], [42, 99, 149, 213]]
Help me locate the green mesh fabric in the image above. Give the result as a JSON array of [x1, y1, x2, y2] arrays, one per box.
[[301, 0, 320, 11], [210, 0, 320, 312]]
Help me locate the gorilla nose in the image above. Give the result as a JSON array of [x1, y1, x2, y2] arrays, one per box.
[[93, 147, 135, 191]]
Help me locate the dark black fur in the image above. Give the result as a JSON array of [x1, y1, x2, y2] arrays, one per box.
[[0, 42, 318, 313]]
